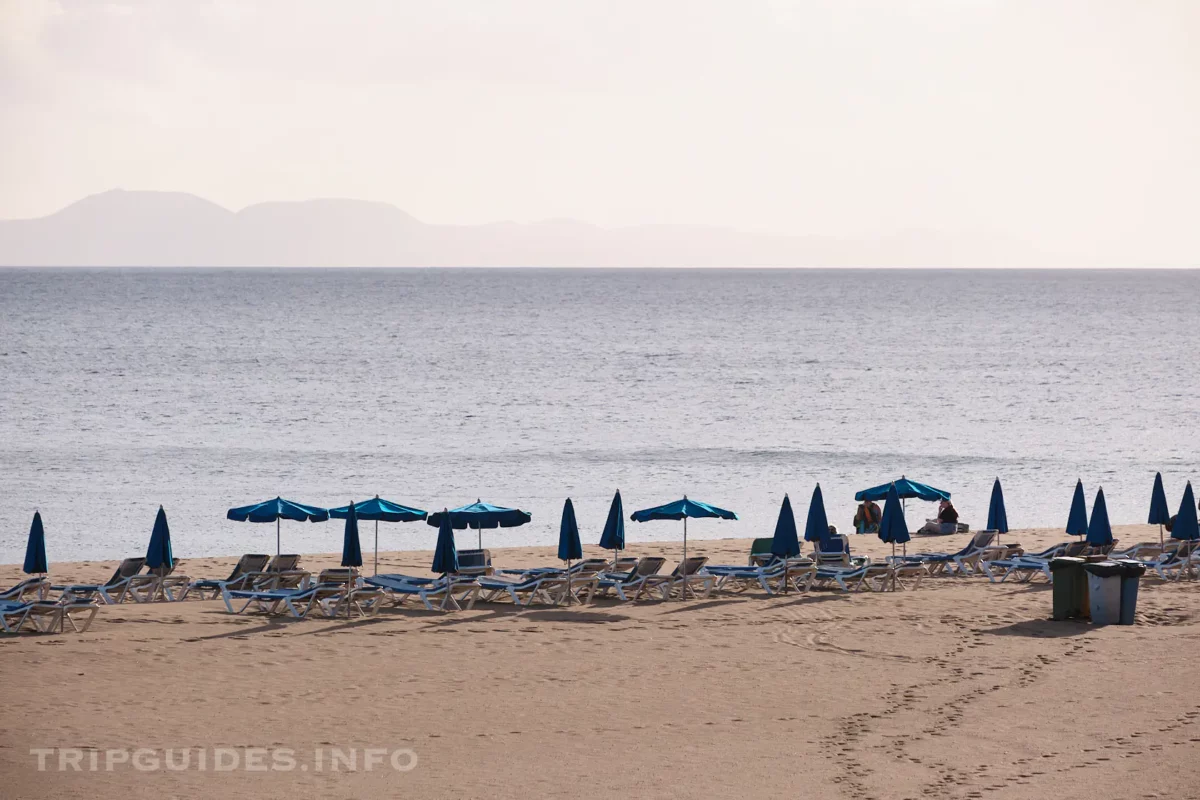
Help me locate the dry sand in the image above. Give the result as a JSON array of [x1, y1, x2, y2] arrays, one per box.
[[2, 523, 1199, 800]]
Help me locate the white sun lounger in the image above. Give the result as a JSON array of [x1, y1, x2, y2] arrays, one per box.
[[188, 554, 272, 600], [592, 557, 668, 601], [0, 577, 49, 602]]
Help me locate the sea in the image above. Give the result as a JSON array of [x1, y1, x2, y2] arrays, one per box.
[[1, 268, 1197, 564]]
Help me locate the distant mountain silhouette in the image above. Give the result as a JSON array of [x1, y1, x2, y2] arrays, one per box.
[[0, 189, 1057, 267]]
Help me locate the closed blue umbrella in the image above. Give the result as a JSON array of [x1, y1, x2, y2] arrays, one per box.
[[145, 506, 174, 572], [226, 496, 329, 556], [855, 477, 950, 503], [877, 483, 910, 591], [431, 510, 459, 576], [771, 495, 800, 559], [1066, 480, 1088, 540], [426, 500, 532, 550], [341, 501, 363, 569], [1170, 482, 1198, 543], [630, 496, 737, 598], [1086, 488, 1114, 548], [1148, 473, 1171, 547], [558, 498, 583, 605], [339, 501, 363, 619], [329, 496, 427, 575], [878, 482, 911, 552], [23, 511, 48, 576], [804, 484, 830, 544], [598, 490, 625, 565], [987, 479, 1009, 541]]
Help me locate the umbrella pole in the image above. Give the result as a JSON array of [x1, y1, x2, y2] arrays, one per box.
[[681, 518, 688, 601], [566, 558, 572, 607], [276, 518, 280, 557], [892, 542, 897, 591], [1159, 523, 1164, 549], [374, 520, 379, 576]]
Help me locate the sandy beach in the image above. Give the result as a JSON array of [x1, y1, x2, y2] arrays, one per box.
[[3, 523, 1200, 800]]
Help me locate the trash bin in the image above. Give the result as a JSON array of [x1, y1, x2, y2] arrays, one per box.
[[1083, 561, 1124, 625], [1049, 557, 1087, 620], [1115, 559, 1146, 625]]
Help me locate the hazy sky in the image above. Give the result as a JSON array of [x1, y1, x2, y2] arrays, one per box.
[[1, 0, 1197, 261]]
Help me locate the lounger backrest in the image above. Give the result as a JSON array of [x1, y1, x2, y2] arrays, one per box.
[[267, 554, 301, 572], [634, 557, 667, 578], [611, 557, 639, 572], [107, 558, 146, 586], [317, 568, 358, 585], [228, 554, 270, 581], [456, 549, 493, 574], [148, 562, 178, 578], [671, 556, 709, 577]]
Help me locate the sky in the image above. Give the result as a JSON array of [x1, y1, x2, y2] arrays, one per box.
[[1, 0, 1198, 263]]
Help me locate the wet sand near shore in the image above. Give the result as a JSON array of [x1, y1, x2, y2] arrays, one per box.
[[2, 523, 1199, 800]]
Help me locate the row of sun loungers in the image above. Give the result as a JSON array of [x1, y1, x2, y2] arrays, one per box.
[[11, 532, 1197, 631]]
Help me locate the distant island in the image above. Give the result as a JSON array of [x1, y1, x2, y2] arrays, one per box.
[[0, 189, 1086, 268]]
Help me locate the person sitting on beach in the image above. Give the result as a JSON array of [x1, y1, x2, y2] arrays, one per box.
[[854, 500, 881, 533], [917, 499, 960, 535]]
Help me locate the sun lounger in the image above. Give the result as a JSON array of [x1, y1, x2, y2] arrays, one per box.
[[479, 561, 607, 606], [1134, 541, 1200, 582], [366, 574, 481, 611], [0, 600, 64, 633], [0, 577, 49, 602], [635, 556, 715, 601], [981, 541, 1089, 583], [593, 557, 668, 601], [707, 557, 816, 594], [892, 530, 999, 576], [52, 558, 146, 604], [497, 558, 609, 579], [812, 561, 926, 592], [188, 554, 272, 599]]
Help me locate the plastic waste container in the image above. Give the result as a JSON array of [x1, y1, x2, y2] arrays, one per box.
[[1115, 559, 1146, 625], [1049, 557, 1087, 620], [1082, 561, 1123, 625]]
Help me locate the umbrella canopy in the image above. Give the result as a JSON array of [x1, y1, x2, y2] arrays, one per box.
[[770, 495, 800, 559], [1148, 473, 1171, 525], [145, 506, 174, 571], [558, 498, 583, 561], [341, 502, 363, 568], [598, 490, 625, 553], [878, 483, 911, 545], [987, 478, 1009, 534], [804, 484, 831, 543], [855, 477, 950, 503], [1066, 480, 1089, 538], [22, 511, 48, 575], [427, 500, 532, 550], [1171, 482, 1199, 542], [431, 511, 459, 575], [426, 501, 532, 529], [226, 497, 329, 523], [329, 496, 427, 522], [1086, 488, 1114, 547], [629, 497, 738, 523], [226, 496, 328, 556]]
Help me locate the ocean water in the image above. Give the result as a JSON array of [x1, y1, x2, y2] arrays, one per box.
[[1, 267, 1197, 564]]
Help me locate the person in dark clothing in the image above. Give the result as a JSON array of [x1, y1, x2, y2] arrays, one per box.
[[937, 500, 959, 525]]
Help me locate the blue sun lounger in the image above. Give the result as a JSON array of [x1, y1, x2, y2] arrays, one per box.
[[892, 530, 998, 576], [706, 557, 816, 594], [52, 557, 146, 605], [366, 574, 480, 611], [0, 577, 48, 602]]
